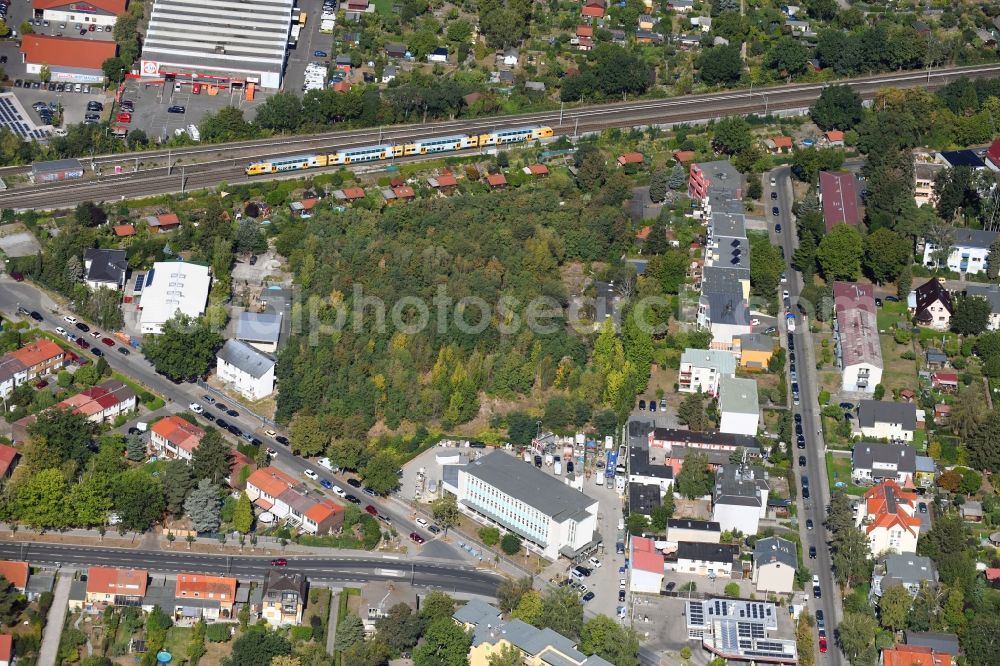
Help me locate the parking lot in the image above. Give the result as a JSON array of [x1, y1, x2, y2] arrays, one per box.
[[9, 83, 109, 128], [119, 77, 273, 143]]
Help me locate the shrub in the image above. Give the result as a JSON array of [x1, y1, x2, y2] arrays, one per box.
[[724, 582, 740, 597], [290, 625, 313, 642], [500, 533, 522, 555], [900, 351, 916, 360], [205, 623, 232, 642], [479, 527, 500, 546]]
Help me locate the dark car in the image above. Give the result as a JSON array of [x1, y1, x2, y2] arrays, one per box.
[[919, 502, 927, 513], [202, 412, 215, 422], [806, 519, 814, 530], [795, 423, 803, 435], [320, 478, 334, 490], [775, 224, 782, 233], [344, 494, 359, 504], [813, 585, 821, 598], [875, 297, 883, 307], [276, 435, 289, 446], [75, 322, 90, 332], [216, 419, 229, 430], [227, 409, 239, 417], [409, 532, 425, 544], [313, 50, 328, 57], [638, 399, 646, 410], [618, 589, 626, 602], [581, 591, 595, 602], [271, 558, 287, 566], [665, 582, 676, 592], [770, 191, 778, 200], [839, 402, 854, 410], [347, 478, 362, 488], [797, 435, 806, 449], [168, 105, 186, 113], [215, 402, 229, 412], [885, 295, 900, 302], [117, 347, 130, 355], [772, 207, 779, 216], [803, 486, 810, 499], [91, 348, 103, 357], [365, 505, 378, 516], [574, 566, 592, 577], [809, 546, 816, 559], [75, 338, 90, 349], [799, 455, 806, 467], [228, 425, 242, 436], [251, 437, 263, 447]]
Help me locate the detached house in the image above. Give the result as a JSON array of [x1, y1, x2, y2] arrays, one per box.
[[857, 401, 917, 442], [855, 481, 921, 555], [852, 442, 917, 485], [261, 570, 306, 627], [753, 536, 797, 594], [674, 542, 740, 577], [870, 554, 937, 601], [912, 279, 953, 330], [629, 536, 664, 593], [712, 464, 769, 534], [83, 248, 129, 291], [151, 415, 205, 461], [216, 339, 275, 401]]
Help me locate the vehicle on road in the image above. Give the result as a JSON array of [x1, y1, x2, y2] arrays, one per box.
[[772, 207, 779, 216], [582, 591, 595, 602], [320, 479, 334, 490], [227, 409, 239, 417], [665, 582, 676, 592], [363, 487, 376, 496], [618, 589, 625, 602], [203, 395, 216, 404], [365, 505, 378, 516], [809, 546, 816, 559], [304, 469, 318, 480], [771, 191, 778, 199], [228, 425, 242, 437], [75, 338, 89, 349], [347, 478, 362, 488], [202, 412, 215, 422], [55, 327, 67, 336], [314, 50, 328, 57], [101, 337, 114, 346], [819, 636, 827, 653], [30, 311, 43, 321], [271, 558, 287, 566], [345, 494, 360, 504], [117, 347, 129, 355], [806, 519, 813, 530], [75, 322, 89, 332], [318, 457, 335, 470], [332, 486, 346, 497], [416, 517, 429, 527], [266, 447, 277, 457], [276, 435, 289, 446], [409, 532, 425, 544], [189, 403, 203, 413], [775, 224, 781, 233], [799, 455, 806, 466], [92, 348, 103, 357], [167, 106, 186, 114], [63, 315, 77, 324]]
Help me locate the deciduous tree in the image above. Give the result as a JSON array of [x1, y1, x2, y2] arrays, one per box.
[[191, 428, 233, 485], [817, 223, 863, 280], [951, 295, 990, 336], [810, 84, 863, 130]]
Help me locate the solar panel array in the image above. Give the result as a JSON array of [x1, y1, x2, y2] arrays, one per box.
[[689, 600, 796, 662], [0, 94, 50, 140]]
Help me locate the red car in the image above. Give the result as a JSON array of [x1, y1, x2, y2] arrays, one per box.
[[364, 505, 378, 517], [270, 558, 287, 566], [101, 337, 115, 347], [34, 379, 48, 389], [409, 532, 425, 544], [819, 636, 827, 653], [75, 338, 90, 349], [10, 272, 24, 282], [117, 112, 132, 124]]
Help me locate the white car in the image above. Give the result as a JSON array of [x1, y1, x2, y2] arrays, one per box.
[[55, 326, 67, 336], [588, 557, 602, 568], [266, 448, 277, 457], [332, 486, 346, 498], [90, 330, 102, 338], [416, 517, 429, 527], [619, 578, 626, 588], [63, 315, 77, 324], [750, 318, 760, 326], [303, 469, 318, 480], [812, 574, 820, 586], [317, 457, 334, 470], [783, 290, 790, 298], [189, 403, 204, 414]]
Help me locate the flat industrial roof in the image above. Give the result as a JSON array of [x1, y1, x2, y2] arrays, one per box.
[[141, 0, 293, 83]]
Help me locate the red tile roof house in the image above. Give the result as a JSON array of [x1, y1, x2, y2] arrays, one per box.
[[673, 150, 696, 163], [113, 224, 136, 237], [150, 415, 205, 462], [82, 567, 148, 609], [0, 338, 66, 398], [987, 137, 1000, 170], [245, 469, 345, 534], [175, 573, 238, 620], [768, 135, 793, 154], [0, 561, 29, 592], [427, 172, 458, 189], [576, 25, 593, 38], [582, 4, 604, 18], [485, 173, 507, 189], [856, 481, 922, 555], [289, 197, 318, 217], [391, 185, 416, 199], [50, 379, 136, 425], [931, 371, 959, 391], [824, 130, 845, 147], [303, 499, 346, 535], [145, 213, 181, 233], [819, 171, 860, 233], [523, 164, 549, 177], [617, 152, 644, 167], [333, 187, 366, 202], [0, 445, 19, 480], [0, 633, 11, 666]]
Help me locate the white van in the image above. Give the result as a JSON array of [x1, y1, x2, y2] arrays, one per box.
[[595, 474, 604, 486], [187, 124, 201, 142]]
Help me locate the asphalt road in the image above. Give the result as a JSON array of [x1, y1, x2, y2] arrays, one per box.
[[0, 541, 503, 595], [0, 275, 444, 556], [1, 63, 998, 210], [769, 165, 843, 666]]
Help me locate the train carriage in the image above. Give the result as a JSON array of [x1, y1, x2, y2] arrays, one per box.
[[246, 154, 327, 175], [329, 144, 397, 165]]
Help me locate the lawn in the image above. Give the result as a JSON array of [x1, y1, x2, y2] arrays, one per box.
[[912, 428, 926, 452], [878, 335, 919, 396], [826, 452, 865, 496], [161, 625, 194, 662], [373, 0, 392, 14]]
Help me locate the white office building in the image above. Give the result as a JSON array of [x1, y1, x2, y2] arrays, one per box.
[[138, 261, 211, 334], [455, 451, 599, 561], [140, 0, 295, 89]]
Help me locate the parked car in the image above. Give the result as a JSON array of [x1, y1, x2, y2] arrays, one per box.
[[167, 105, 186, 114], [55, 326, 67, 336], [75, 338, 89, 349], [304, 469, 318, 480], [347, 478, 362, 488], [345, 494, 360, 504], [117, 347, 130, 355], [91, 348, 103, 357], [75, 322, 90, 332], [313, 50, 328, 57], [227, 409, 239, 417], [30, 311, 42, 322], [320, 479, 334, 490], [409, 532, 425, 544], [365, 505, 378, 516], [618, 589, 625, 602], [189, 403, 204, 414], [101, 337, 115, 347], [809, 546, 816, 559], [63, 315, 77, 324]]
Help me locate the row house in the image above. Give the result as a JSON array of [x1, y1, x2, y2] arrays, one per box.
[[175, 573, 237, 621], [246, 469, 344, 535], [56, 379, 136, 423], [151, 415, 205, 461], [0, 339, 66, 398], [833, 282, 883, 393]]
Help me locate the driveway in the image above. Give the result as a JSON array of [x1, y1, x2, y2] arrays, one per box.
[[38, 570, 73, 666]]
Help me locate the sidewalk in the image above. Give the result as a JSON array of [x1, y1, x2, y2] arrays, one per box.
[[38, 570, 74, 666], [326, 590, 340, 655]]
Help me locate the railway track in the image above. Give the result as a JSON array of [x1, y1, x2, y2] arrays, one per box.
[[1, 63, 998, 209]]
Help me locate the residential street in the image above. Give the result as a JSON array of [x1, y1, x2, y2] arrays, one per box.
[[0, 273, 457, 561], [769, 165, 844, 666]]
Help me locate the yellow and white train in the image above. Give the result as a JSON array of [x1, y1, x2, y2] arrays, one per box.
[[245, 125, 554, 176]]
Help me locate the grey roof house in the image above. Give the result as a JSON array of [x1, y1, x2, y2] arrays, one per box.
[[870, 554, 937, 600], [83, 248, 129, 290], [235, 311, 282, 352], [851, 442, 917, 485], [857, 400, 917, 442]]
